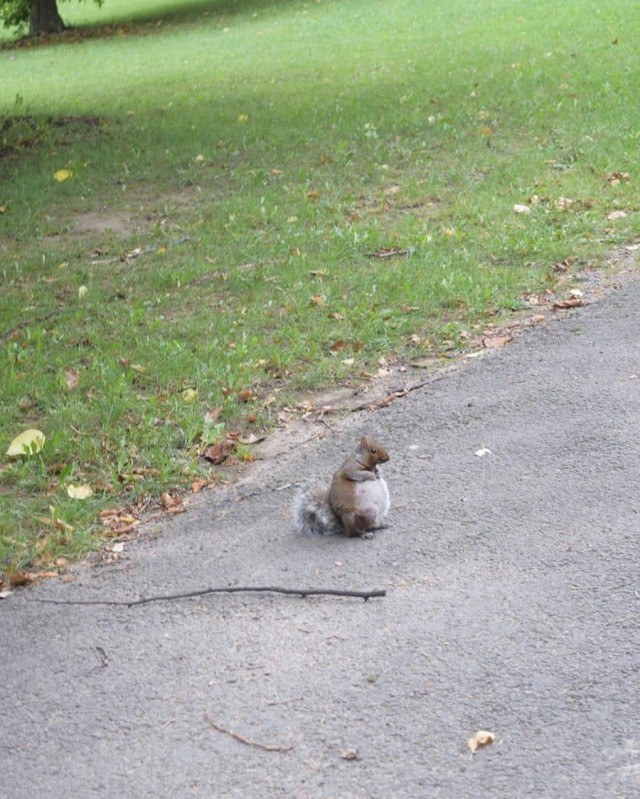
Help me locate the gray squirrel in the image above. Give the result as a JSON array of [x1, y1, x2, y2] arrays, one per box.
[[293, 436, 390, 537]]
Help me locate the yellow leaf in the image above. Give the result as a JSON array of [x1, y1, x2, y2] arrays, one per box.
[[182, 388, 198, 402], [237, 114, 249, 123], [6, 429, 46, 457], [67, 484, 93, 500], [54, 169, 73, 182]]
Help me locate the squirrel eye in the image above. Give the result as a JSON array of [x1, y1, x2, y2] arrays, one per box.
[[370, 448, 377, 454]]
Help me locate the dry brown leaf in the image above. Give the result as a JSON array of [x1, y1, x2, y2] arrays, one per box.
[[191, 479, 213, 493], [64, 368, 79, 390], [9, 571, 34, 587], [239, 433, 266, 445], [513, 204, 530, 214], [553, 259, 573, 272], [203, 439, 235, 464], [160, 492, 183, 510], [483, 334, 513, 348], [607, 210, 627, 220], [607, 171, 630, 185], [204, 407, 223, 424], [467, 730, 496, 752], [553, 296, 583, 309], [555, 197, 574, 210]]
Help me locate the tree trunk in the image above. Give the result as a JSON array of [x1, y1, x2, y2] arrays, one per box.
[[30, 0, 66, 35]]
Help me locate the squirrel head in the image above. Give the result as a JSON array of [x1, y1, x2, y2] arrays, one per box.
[[356, 436, 389, 468]]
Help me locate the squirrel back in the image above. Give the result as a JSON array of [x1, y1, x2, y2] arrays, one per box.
[[293, 436, 390, 537]]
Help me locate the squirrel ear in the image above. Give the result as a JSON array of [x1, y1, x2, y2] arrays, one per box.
[[359, 436, 368, 449]]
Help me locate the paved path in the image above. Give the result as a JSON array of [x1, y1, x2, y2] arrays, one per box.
[[2, 268, 640, 798]]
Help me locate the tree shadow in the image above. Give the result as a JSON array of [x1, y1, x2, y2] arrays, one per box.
[[1, 0, 299, 50]]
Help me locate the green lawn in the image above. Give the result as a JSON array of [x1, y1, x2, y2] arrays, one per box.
[[1, 0, 638, 577]]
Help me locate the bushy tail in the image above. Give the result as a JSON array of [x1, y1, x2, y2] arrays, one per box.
[[293, 484, 342, 536]]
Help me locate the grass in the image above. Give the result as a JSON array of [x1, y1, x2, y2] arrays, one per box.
[[1, 0, 639, 577]]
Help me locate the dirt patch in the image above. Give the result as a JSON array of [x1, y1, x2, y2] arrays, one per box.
[[71, 209, 143, 237], [66, 186, 201, 241], [69, 208, 148, 236]]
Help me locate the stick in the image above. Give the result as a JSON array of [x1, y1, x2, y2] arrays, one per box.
[[205, 712, 293, 752], [350, 373, 446, 412], [33, 585, 387, 607]]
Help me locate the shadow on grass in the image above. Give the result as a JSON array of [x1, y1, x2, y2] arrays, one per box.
[[1, 0, 299, 50]]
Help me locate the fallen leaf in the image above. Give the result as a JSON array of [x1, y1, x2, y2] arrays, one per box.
[[191, 479, 212, 493], [182, 388, 198, 402], [555, 197, 574, 210], [54, 169, 73, 182], [553, 296, 583, 309], [203, 439, 235, 464], [467, 730, 496, 752], [67, 484, 93, 500], [237, 389, 255, 403], [310, 294, 325, 306], [204, 407, 223, 425], [6, 429, 46, 457], [553, 258, 575, 272], [512, 204, 531, 214], [159, 493, 185, 514], [239, 433, 266, 445], [64, 368, 79, 390], [607, 210, 627, 220], [607, 171, 630, 185], [483, 334, 513, 348], [340, 749, 359, 761], [9, 571, 34, 586]]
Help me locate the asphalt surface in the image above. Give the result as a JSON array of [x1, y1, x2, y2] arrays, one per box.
[[2, 265, 640, 798]]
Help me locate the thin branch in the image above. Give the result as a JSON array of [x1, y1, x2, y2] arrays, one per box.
[[205, 712, 293, 752], [350, 373, 446, 412], [33, 585, 387, 607]]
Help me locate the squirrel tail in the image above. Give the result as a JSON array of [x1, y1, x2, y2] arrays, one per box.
[[293, 484, 342, 536]]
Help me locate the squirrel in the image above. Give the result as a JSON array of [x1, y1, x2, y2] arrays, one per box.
[[293, 436, 390, 537]]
